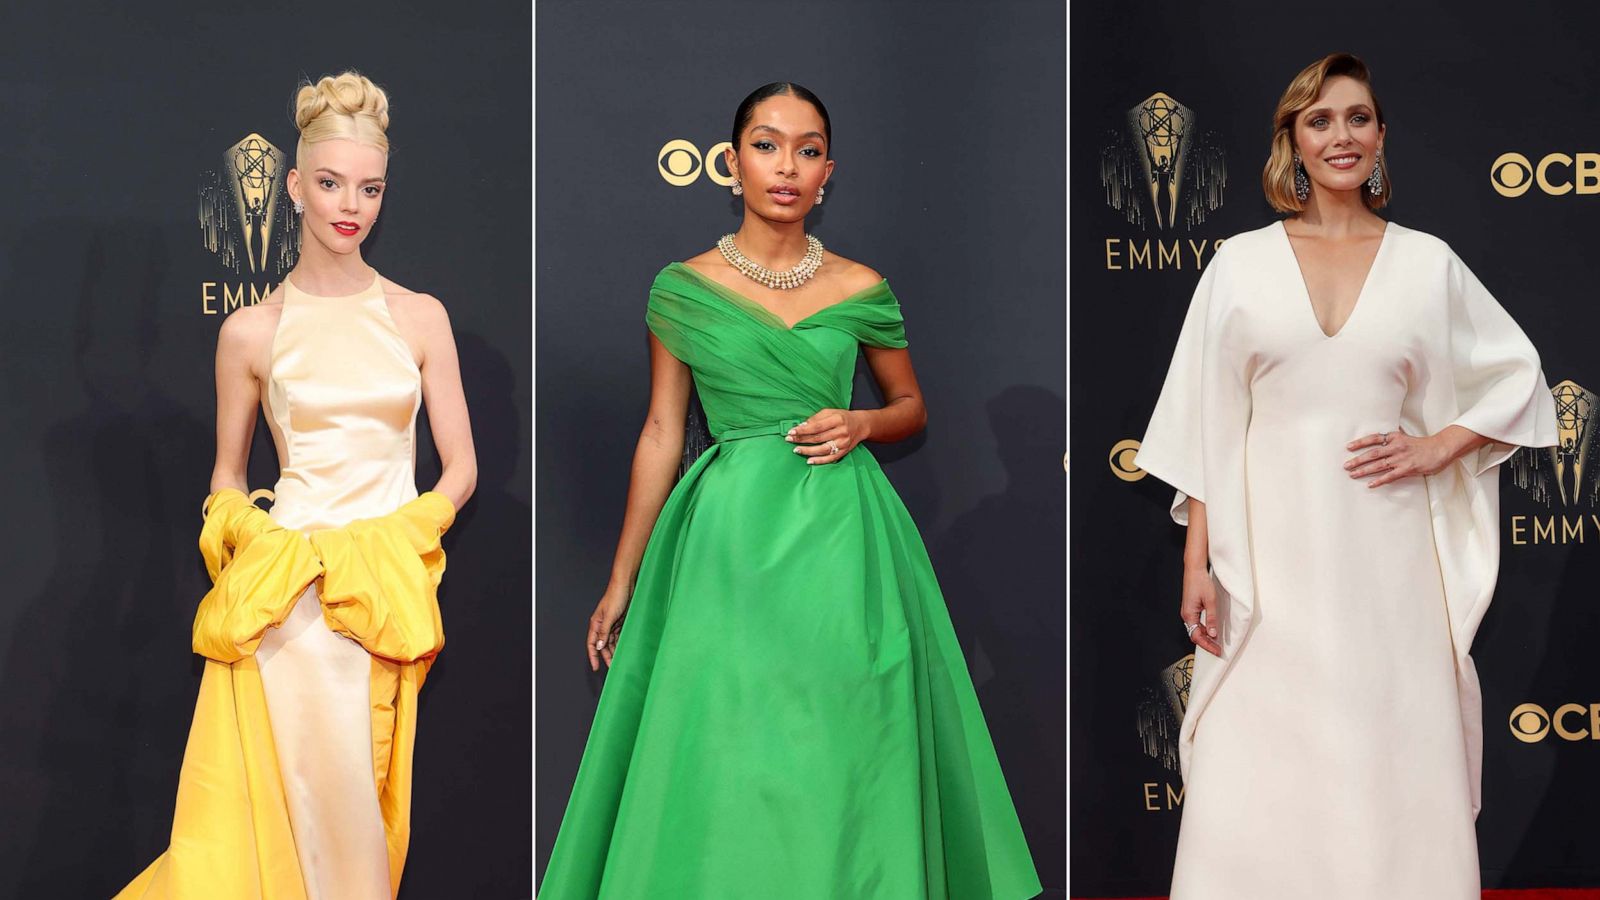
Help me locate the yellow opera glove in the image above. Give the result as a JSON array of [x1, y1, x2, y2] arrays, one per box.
[[310, 491, 457, 663], [192, 489, 321, 662]]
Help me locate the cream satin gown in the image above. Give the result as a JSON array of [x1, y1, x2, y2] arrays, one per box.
[[254, 271, 422, 900]]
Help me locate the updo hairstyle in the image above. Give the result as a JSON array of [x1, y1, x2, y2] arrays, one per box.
[[292, 70, 391, 166]]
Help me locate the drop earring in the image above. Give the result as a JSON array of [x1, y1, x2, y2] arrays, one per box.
[[814, 186, 825, 205], [1367, 148, 1384, 196], [1293, 152, 1310, 202], [292, 197, 304, 215], [731, 178, 743, 197]]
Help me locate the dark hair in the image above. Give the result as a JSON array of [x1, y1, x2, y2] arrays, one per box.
[[731, 82, 832, 158]]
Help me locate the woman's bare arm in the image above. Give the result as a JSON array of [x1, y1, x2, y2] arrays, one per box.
[[210, 308, 269, 495], [787, 346, 927, 461], [1183, 497, 1210, 571], [1181, 498, 1222, 656], [605, 333, 692, 591], [588, 332, 693, 669], [856, 346, 928, 442], [408, 294, 478, 512]]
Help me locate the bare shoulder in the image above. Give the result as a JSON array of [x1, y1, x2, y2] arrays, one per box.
[[216, 294, 280, 353], [822, 252, 886, 295], [381, 277, 451, 327], [681, 247, 731, 276]]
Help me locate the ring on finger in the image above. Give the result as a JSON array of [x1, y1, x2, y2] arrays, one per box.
[[828, 440, 840, 454], [1184, 622, 1199, 636]]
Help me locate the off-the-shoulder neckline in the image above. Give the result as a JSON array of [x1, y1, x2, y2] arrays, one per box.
[[665, 261, 891, 332]]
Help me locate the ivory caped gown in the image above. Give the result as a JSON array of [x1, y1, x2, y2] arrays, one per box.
[[1135, 221, 1558, 899], [117, 271, 453, 900], [538, 263, 1042, 899]]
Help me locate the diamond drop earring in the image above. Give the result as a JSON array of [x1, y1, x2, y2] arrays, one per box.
[[1293, 152, 1310, 201], [292, 197, 304, 215], [814, 186, 825, 205], [1367, 148, 1384, 196], [731, 178, 743, 197]]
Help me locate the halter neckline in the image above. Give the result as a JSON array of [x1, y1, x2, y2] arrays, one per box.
[[283, 270, 383, 302]]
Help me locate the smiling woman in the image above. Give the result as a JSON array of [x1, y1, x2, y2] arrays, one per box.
[[537, 82, 1043, 899], [1134, 52, 1558, 899]]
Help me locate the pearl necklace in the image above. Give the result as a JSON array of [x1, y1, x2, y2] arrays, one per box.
[[716, 233, 825, 290]]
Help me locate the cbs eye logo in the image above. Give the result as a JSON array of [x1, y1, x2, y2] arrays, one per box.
[[1508, 701, 1600, 742], [658, 139, 736, 188], [1109, 438, 1147, 482], [1490, 152, 1600, 198]]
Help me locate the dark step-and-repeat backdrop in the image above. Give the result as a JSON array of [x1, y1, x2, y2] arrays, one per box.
[[0, 4, 530, 898], [1072, 2, 1599, 896]]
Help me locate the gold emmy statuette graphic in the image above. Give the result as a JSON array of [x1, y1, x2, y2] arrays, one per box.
[[1137, 653, 1194, 772], [199, 133, 299, 278], [1133, 92, 1191, 229], [1109, 438, 1146, 482], [229, 134, 283, 273], [1101, 92, 1226, 231], [658, 139, 737, 187], [1551, 379, 1593, 506], [1510, 379, 1597, 508]]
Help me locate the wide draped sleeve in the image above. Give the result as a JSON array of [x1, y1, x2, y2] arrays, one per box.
[[1133, 243, 1245, 527], [1439, 249, 1559, 476], [1414, 242, 1558, 817], [1129, 236, 1262, 783]]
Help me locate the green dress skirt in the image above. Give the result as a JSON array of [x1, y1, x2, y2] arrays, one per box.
[[539, 263, 1042, 899]]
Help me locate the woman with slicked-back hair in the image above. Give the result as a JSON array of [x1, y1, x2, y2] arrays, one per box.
[[1136, 53, 1557, 897], [539, 82, 1042, 898], [116, 70, 476, 899]]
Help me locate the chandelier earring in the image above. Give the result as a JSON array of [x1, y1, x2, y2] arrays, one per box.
[[1367, 148, 1385, 196], [1293, 152, 1310, 202]]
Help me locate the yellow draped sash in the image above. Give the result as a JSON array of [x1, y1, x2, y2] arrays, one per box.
[[115, 488, 455, 900]]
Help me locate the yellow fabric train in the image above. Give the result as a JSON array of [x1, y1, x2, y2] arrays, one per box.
[[116, 487, 455, 900]]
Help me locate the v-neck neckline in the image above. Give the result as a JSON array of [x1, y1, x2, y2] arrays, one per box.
[[669, 261, 888, 332], [1277, 218, 1392, 340]]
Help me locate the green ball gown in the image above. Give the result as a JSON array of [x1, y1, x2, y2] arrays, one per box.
[[538, 263, 1042, 899]]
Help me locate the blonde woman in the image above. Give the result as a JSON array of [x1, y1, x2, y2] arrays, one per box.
[[117, 71, 475, 899], [1136, 53, 1557, 897]]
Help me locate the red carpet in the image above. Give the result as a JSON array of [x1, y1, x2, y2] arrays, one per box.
[[1073, 892, 1600, 900]]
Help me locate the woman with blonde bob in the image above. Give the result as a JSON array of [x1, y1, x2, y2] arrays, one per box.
[[1136, 53, 1556, 896], [117, 70, 475, 899]]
